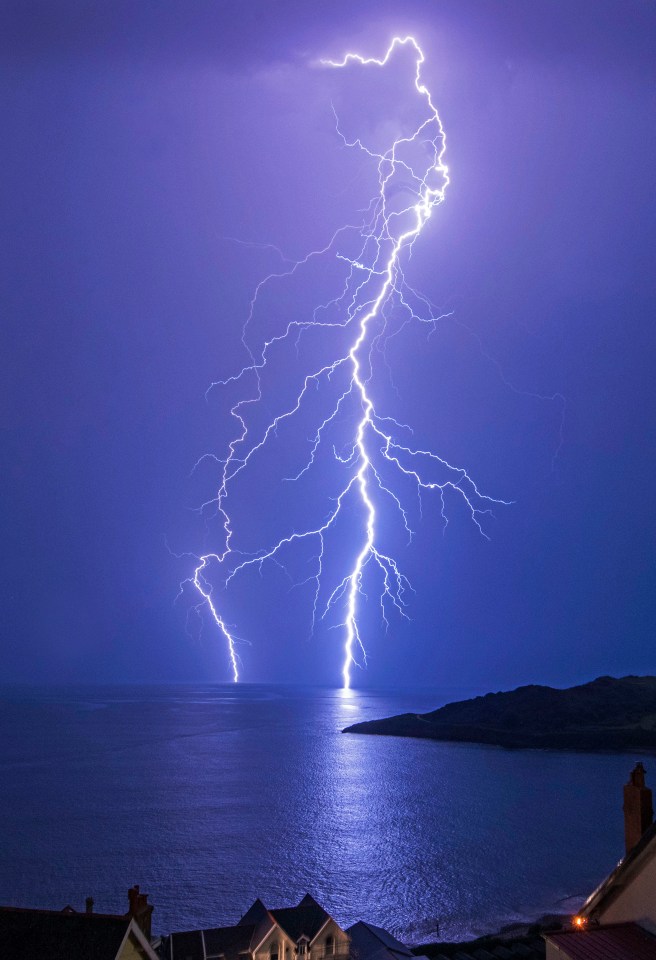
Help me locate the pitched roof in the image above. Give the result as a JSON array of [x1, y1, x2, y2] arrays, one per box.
[[545, 922, 656, 960], [270, 895, 330, 943], [0, 907, 132, 960], [581, 821, 656, 919], [348, 920, 414, 960], [169, 923, 260, 960], [205, 924, 261, 957], [239, 900, 272, 928]]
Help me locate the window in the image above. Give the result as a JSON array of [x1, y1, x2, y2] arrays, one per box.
[[271, 944, 279, 960], [325, 937, 334, 956], [298, 944, 307, 955]]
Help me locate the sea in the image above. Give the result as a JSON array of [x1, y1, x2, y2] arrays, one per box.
[[0, 684, 644, 942]]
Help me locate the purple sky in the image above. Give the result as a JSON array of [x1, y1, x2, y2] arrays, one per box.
[[2, 0, 655, 688]]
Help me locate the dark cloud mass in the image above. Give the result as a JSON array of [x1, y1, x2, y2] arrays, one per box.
[[1, 0, 654, 687]]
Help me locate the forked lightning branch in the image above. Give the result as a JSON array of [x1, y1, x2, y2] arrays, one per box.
[[183, 37, 509, 686]]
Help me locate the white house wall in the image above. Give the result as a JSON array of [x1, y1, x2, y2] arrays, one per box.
[[310, 918, 350, 960], [255, 925, 297, 960], [596, 850, 656, 934]]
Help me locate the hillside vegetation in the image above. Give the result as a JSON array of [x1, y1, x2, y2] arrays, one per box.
[[343, 676, 656, 751]]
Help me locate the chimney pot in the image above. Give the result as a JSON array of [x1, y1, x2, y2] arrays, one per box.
[[623, 762, 653, 854], [85, 897, 94, 914]]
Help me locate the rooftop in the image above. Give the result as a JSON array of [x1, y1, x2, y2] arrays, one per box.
[[545, 922, 656, 960], [270, 895, 331, 943], [0, 907, 133, 960], [167, 922, 261, 960]]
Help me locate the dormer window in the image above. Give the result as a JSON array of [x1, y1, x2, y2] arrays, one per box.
[[298, 943, 307, 955]]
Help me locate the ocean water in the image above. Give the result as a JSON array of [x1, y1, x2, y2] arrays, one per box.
[[0, 685, 644, 942]]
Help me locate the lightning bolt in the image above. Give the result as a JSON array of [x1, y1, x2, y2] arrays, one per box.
[[182, 36, 511, 687]]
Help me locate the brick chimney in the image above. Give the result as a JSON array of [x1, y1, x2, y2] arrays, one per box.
[[127, 885, 153, 941], [85, 897, 94, 914], [623, 762, 653, 853]]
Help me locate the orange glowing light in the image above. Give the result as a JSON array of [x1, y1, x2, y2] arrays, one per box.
[[573, 916, 587, 928]]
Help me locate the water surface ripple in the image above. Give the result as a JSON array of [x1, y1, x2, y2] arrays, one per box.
[[0, 685, 640, 941]]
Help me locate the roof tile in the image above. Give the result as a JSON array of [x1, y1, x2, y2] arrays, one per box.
[[545, 922, 656, 960]]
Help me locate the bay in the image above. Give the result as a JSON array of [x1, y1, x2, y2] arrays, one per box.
[[0, 684, 641, 941]]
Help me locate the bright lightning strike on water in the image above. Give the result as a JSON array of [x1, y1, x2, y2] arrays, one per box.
[[182, 36, 511, 687]]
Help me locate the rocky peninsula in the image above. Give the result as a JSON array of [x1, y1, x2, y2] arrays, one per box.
[[344, 675, 656, 752]]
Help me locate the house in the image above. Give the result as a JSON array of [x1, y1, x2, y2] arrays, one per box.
[[163, 893, 350, 960], [0, 886, 158, 960], [544, 762, 656, 960]]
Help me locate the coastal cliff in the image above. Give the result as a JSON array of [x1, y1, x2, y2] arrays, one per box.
[[343, 675, 656, 752]]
